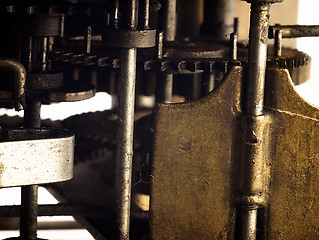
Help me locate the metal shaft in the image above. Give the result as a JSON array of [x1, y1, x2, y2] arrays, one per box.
[[115, 0, 138, 239], [163, 0, 176, 41], [116, 47, 137, 240], [245, 2, 270, 116], [156, 74, 173, 103], [238, 208, 258, 240], [21, 100, 41, 240], [239, 2, 271, 240]]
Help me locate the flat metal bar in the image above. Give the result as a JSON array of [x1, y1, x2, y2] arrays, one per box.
[[0, 204, 111, 218]]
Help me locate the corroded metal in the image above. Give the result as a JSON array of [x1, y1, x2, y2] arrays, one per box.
[[150, 66, 319, 239]]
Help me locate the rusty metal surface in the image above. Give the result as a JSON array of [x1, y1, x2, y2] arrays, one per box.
[[151, 66, 243, 239], [151, 66, 319, 239]]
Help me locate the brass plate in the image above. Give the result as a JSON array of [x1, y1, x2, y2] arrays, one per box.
[[265, 69, 319, 239], [151, 66, 319, 239], [151, 67, 243, 239]]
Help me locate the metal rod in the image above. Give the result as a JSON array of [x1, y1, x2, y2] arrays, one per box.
[[60, 15, 65, 38], [141, 0, 150, 29], [27, 36, 33, 72], [85, 25, 92, 54], [163, 0, 177, 41], [230, 32, 238, 61], [238, 208, 258, 240], [41, 37, 48, 72], [116, 47, 137, 240], [245, 2, 270, 116], [115, 1, 139, 239], [269, 24, 319, 38], [156, 74, 173, 103], [20, 100, 41, 240], [113, 0, 120, 29], [20, 185, 38, 240], [274, 28, 282, 57]]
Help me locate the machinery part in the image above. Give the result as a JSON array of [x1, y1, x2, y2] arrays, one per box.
[[48, 83, 96, 102], [269, 24, 319, 38], [27, 72, 64, 91], [0, 59, 26, 111], [103, 29, 156, 48], [0, 128, 74, 187], [150, 66, 319, 239]]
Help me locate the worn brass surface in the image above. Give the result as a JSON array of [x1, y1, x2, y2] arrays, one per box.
[[151, 66, 319, 239], [264, 69, 319, 239], [151, 67, 243, 239]]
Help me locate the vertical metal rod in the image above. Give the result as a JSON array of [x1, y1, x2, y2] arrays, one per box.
[[230, 18, 238, 61], [85, 25, 92, 54], [116, 48, 137, 240], [163, 0, 176, 41], [230, 32, 238, 61], [245, 3, 270, 116], [21, 100, 41, 240], [115, 0, 138, 239], [27, 36, 33, 72], [142, 0, 150, 29], [240, 2, 271, 240], [274, 27, 282, 57], [156, 74, 173, 103], [48, 37, 54, 53], [156, 0, 176, 103], [238, 208, 258, 240], [41, 37, 48, 72], [60, 15, 65, 38], [113, 0, 120, 29]]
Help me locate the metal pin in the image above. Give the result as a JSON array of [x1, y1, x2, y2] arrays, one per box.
[[157, 31, 164, 59], [85, 25, 92, 54], [142, 0, 150, 29], [60, 15, 65, 38], [41, 37, 48, 72], [230, 32, 238, 61], [274, 26, 282, 57], [27, 36, 33, 72]]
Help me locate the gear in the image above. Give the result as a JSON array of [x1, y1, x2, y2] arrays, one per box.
[[51, 39, 310, 72]]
